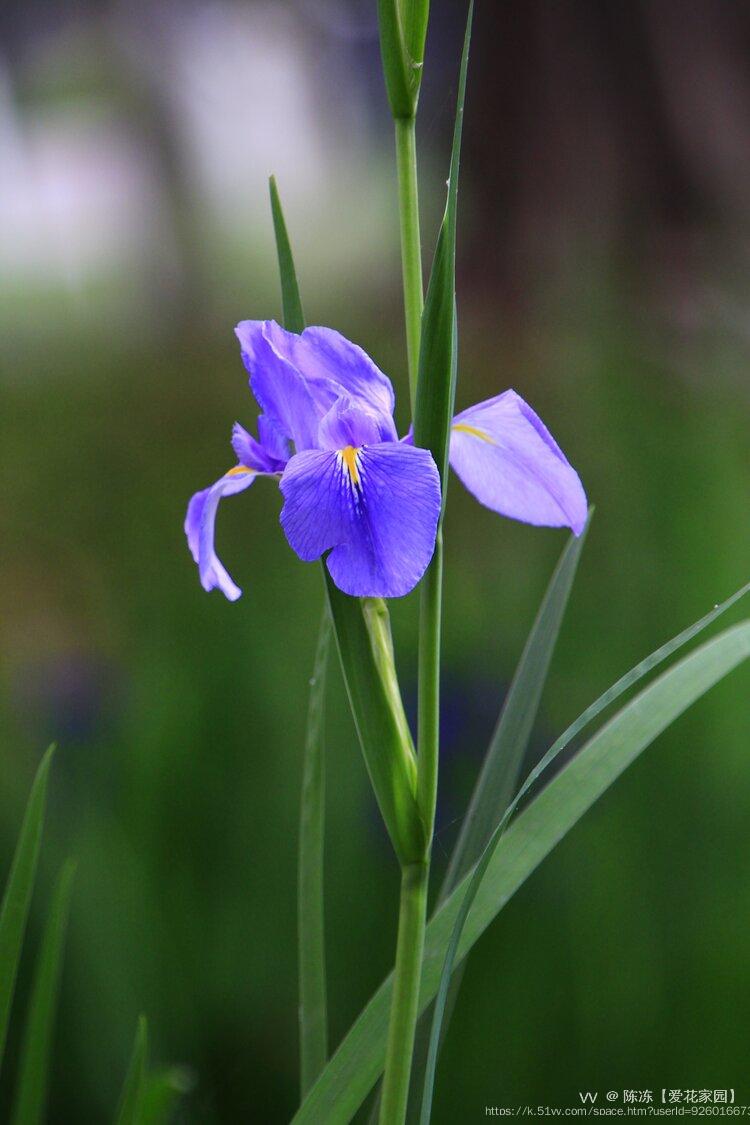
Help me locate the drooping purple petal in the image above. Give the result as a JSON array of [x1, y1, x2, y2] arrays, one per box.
[[450, 390, 587, 535], [235, 321, 320, 451], [185, 467, 257, 600], [279, 442, 441, 598]]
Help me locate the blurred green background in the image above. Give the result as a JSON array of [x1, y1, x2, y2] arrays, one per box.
[[1, 1, 750, 1120]]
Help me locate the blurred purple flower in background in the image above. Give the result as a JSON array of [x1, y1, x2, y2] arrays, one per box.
[[13, 651, 121, 746], [185, 321, 587, 600]]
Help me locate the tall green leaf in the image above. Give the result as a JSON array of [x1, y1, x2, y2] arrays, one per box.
[[271, 177, 331, 1093], [269, 175, 304, 334], [269, 177, 425, 866], [408, 2, 472, 890], [0, 744, 55, 1072], [443, 512, 592, 895], [298, 607, 331, 1095], [11, 858, 76, 1125], [115, 1015, 148, 1125], [293, 615, 750, 1124], [413, 0, 472, 492], [419, 578, 750, 1115], [495, 576, 750, 833]]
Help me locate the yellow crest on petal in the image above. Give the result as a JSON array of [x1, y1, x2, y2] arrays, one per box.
[[340, 445, 362, 487], [452, 423, 495, 444]]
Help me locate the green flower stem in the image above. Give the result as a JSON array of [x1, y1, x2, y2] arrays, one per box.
[[378, 861, 429, 1124], [394, 116, 424, 410], [379, 102, 441, 1125]]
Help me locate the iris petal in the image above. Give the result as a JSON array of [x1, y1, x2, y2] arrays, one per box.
[[292, 325, 396, 421], [185, 469, 257, 601], [230, 422, 288, 473], [257, 414, 290, 465], [236, 320, 397, 442], [235, 321, 320, 450], [317, 395, 384, 450], [449, 390, 587, 535], [279, 442, 441, 598]]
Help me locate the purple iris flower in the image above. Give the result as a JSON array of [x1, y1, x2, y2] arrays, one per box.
[[185, 321, 587, 601]]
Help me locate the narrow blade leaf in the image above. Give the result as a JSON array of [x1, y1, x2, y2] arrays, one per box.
[[0, 744, 55, 1072], [294, 611, 750, 1124], [406, 7, 473, 931], [443, 511, 592, 896], [298, 607, 331, 1095], [419, 576, 750, 1096], [422, 612, 750, 1119], [413, 0, 472, 493], [115, 1015, 148, 1125], [269, 187, 333, 1086], [418, 579, 750, 1110], [269, 175, 304, 334], [502, 577, 750, 834], [11, 858, 76, 1125]]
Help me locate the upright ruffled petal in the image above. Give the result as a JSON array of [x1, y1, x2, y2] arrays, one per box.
[[450, 390, 587, 535], [235, 321, 321, 451], [292, 326, 396, 423], [279, 442, 441, 598], [236, 320, 397, 442], [317, 395, 383, 451], [185, 468, 257, 600]]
